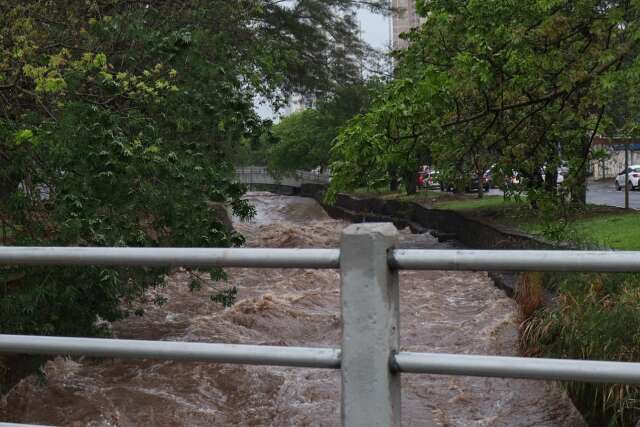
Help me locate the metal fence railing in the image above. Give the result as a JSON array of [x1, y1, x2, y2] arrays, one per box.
[[234, 166, 331, 187], [3, 222, 640, 426]]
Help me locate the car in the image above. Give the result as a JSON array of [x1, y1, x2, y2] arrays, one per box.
[[466, 175, 490, 193], [439, 174, 489, 193], [417, 167, 441, 190], [425, 170, 440, 189], [417, 171, 440, 190], [482, 168, 494, 189], [615, 165, 640, 190]]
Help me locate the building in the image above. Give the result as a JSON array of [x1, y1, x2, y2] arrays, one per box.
[[281, 93, 316, 116], [390, 0, 422, 50], [591, 137, 640, 179]]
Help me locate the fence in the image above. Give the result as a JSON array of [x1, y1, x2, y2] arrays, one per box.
[[234, 166, 331, 187], [3, 223, 640, 426]]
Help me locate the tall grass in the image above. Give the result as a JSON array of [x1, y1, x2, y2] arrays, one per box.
[[520, 272, 640, 425], [515, 272, 545, 323]]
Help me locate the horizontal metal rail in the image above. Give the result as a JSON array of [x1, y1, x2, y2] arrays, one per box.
[[6, 231, 640, 425], [3, 247, 640, 272], [0, 247, 339, 269], [391, 249, 640, 272], [0, 423, 55, 427], [0, 335, 341, 369], [0, 423, 52, 427], [395, 352, 640, 384], [4, 334, 640, 385]]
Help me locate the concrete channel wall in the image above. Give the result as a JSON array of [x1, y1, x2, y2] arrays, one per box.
[[296, 184, 563, 297], [248, 182, 562, 296], [299, 184, 555, 250]]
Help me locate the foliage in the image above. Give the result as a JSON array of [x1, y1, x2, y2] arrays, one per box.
[[521, 272, 640, 426], [269, 109, 334, 173], [0, 0, 386, 336], [329, 77, 435, 198], [515, 208, 640, 425], [266, 82, 379, 174], [329, 0, 640, 202]]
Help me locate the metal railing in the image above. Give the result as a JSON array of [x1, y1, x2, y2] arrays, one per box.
[[234, 166, 331, 187], [3, 223, 640, 426]]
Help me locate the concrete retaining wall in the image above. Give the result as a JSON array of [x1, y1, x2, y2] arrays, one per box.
[[299, 183, 562, 297], [300, 184, 555, 250]]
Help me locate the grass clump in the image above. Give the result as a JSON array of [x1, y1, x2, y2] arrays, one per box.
[[517, 208, 640, 425], [515, 272, 546, 322], [521, 272, 640, 425]]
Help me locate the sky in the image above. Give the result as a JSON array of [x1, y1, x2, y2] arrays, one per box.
[[358, 8, 390, 50], [255, 8, 390, 120]]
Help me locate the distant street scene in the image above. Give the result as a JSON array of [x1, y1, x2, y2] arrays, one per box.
[[588, 179, 640, 210]]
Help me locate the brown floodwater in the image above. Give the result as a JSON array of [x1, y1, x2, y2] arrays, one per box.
[[1, 192, 584, 426]]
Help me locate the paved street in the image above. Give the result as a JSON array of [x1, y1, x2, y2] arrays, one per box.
[[433, 179, 640, 209], [587, 179, 640, 209]]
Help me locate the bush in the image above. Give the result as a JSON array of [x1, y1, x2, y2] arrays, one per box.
[[521, 272, 640, 425]]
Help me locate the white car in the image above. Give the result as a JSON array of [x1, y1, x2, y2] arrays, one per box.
[[615, 165, 640, 190]]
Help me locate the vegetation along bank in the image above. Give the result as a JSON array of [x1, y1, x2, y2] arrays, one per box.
[[309, 184, 640, 426]]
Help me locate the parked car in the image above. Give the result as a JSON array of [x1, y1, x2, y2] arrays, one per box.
[[417, 168, 440, 190], [615, 165, 640, 190], [424, 170, 440, 189], [439, 174, 489, 193], [482, 168, 494, 189], [465, 175, 490, 193]]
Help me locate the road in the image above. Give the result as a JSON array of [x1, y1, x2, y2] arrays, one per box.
[[450, 179, 638, 210], [587, 178, 640, 209]]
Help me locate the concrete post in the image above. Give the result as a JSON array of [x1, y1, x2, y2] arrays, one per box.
[[340, 223, 400, 426]]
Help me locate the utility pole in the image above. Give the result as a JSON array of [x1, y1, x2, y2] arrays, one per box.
[[594, 137, 635, 210], [625, 145, 629, 210]]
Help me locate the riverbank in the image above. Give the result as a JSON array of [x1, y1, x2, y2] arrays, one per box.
[[312, 185, 640, 426]]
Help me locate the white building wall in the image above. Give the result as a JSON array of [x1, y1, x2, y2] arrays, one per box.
[[391, 0, 422, 50], [592, 146, 640, 179]]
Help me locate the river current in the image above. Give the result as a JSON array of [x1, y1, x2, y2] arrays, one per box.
[[1, 192, 583, 426]]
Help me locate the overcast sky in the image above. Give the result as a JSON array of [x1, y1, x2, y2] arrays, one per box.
[[358, 8, 390, 50]]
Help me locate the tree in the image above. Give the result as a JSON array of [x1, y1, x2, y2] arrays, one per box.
[[267, 81, 379, 174], [329, 0, 640, 203], [0, 0, 388, 336]]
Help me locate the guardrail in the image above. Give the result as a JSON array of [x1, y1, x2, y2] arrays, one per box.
[[3, 223, 640, 426], [234, 166, 331, 186]]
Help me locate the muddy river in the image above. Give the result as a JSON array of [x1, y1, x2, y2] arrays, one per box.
[[1, 193, 583, 426]]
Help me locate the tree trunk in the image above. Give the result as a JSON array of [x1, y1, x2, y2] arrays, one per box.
[[544, 166, 558, 196], [389, 168, 399, 192], [572, 165, 587, 205], [477, 171, 484, 199], [571, 139, 591, 206], [403, 172, 417, 195]]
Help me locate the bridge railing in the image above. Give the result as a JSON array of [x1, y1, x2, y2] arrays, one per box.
[[3, 223, 640, 425], [234, 166, 331, 186]]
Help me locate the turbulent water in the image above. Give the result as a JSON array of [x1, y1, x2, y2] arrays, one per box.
[[1, 192, 583, 426]]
